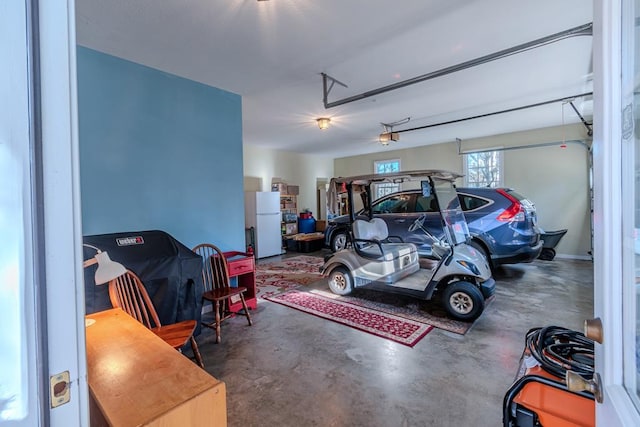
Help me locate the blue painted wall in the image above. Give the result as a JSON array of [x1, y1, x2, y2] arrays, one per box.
[[77, 46, 245, 251]]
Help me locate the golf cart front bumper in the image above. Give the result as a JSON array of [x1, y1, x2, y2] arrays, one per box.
[[480, 277, 496, 299]]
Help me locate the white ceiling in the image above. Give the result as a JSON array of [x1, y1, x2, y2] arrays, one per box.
[[75, 0, 594, 158]]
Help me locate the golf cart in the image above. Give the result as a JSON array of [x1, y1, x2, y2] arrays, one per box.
[[321, 170, 495, 321]]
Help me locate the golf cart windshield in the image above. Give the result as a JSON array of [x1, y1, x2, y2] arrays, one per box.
[[432, 178, 470, 245], [327, 169, 463, 220]]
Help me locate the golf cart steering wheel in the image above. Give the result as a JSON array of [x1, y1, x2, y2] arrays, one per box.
[[408, 213, 427, 233]]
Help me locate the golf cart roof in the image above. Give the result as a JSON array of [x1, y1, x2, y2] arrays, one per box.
[[331, 169, 463, 186]]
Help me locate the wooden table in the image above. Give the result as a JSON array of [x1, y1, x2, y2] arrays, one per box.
[[86, 308, 226, 426]]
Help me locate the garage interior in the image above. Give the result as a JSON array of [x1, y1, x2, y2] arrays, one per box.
[[11, 0, 640, 425], [76, 0, 595, 425], [196, 254, 593, 426]]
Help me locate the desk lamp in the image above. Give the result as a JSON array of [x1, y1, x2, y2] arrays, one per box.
[[83, 243, 126, 326]]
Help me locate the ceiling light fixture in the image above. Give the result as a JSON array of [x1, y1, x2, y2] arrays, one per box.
[[317, 117, 331, 130]]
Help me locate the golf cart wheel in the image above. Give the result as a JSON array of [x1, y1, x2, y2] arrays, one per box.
[[331, 231, 350, 252], [442, 281, 484, 321], [328, 267, 353, 295]]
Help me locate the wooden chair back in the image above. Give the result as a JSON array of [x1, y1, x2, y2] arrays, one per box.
[[108, 270, 162, 329], [191, 242, 252, 344], [192, 243, 230, 293]]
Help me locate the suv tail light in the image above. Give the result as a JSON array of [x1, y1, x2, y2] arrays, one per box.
[[496, 189, 525, 222]]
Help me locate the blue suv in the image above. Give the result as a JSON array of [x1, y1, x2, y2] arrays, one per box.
[[324, 187, 543, 269]]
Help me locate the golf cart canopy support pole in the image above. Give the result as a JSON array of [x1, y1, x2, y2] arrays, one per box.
[[365, 185, 373, 220], [345, 182, 373, 223], [321, 23, 592, 109], [347, 183, 356, 223]]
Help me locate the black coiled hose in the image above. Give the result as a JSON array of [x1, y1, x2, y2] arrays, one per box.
[[525, 325, 595, 380]]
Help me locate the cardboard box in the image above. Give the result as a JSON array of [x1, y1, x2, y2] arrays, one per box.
[[285, 223, 298, 235], [286, 185, 299, 195], [315, 220, 327, 232], [272, 183, 287, 193]]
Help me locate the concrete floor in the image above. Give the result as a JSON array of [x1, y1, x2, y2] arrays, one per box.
[[195, 250, 593, 427]]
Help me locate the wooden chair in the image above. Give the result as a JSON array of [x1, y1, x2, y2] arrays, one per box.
[[108, 269, 205, 368], [192, 243, 253, 343]]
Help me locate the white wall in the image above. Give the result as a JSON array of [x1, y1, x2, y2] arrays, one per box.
[[243, 145, 334, 220], [334, 124, 592, 258]]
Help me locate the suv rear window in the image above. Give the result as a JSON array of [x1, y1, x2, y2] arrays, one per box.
[[458, 194, 490, 211]]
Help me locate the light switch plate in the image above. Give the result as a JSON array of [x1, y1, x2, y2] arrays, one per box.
[[50, 370, 70, 408]]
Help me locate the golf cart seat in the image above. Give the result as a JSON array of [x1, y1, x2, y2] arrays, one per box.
[[352, 218, 420, 283]]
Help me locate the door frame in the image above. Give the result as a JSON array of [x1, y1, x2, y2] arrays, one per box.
[[593, 0, 640, 424], [1, 1, 87, 425]]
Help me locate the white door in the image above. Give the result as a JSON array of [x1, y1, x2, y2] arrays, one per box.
[[0, 1, 87, 426], [593, 0, 640, 424]]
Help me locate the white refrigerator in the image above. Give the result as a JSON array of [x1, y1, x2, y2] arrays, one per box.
[[244, 191, 283, 259]]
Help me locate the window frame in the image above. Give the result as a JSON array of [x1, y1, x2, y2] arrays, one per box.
[[373, 159, 401, 200], [371, 193, 414, 214], [457, 193, 493, 212], [463, 149, 504, 188]]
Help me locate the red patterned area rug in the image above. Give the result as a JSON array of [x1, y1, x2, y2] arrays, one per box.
[[265, 290, 433, 347], [257, 255, 481, 335], [255, 255, 324, 300], [309, 288, 479, 335]]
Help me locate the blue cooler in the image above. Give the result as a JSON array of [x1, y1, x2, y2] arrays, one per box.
[[298, 217, 316, 233]]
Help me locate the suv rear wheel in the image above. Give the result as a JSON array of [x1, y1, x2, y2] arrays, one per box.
[[469, 240, 493, 271], [331, 230, 350, 252]]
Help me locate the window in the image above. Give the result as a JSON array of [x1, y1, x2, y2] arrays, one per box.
[[371, 194, 411, 214], [622, 0, 640, 409], [1, 4, 39, 422], [415, 194, 439, 212], [464, 150, 503, 187], [458, 194, 491, 211], [373, 159, 400, 199]]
